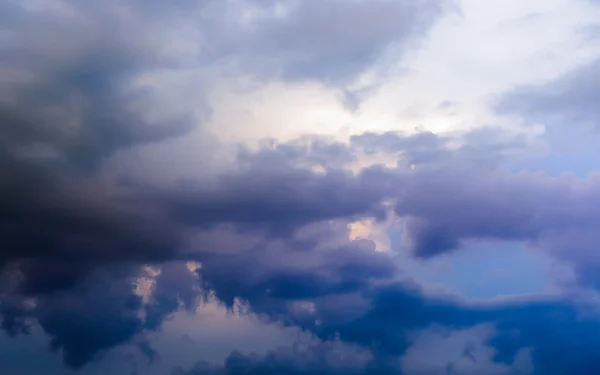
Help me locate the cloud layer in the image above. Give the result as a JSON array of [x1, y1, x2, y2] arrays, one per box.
[[3, 1, 600, 375]]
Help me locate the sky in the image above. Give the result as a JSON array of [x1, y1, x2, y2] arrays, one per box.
[[2, 0, 600, 374]]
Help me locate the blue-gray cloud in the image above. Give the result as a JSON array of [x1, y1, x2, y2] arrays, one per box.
[[5, 125, 600, 374], [172, 342, 399, 375], [497, 58, 600, 131], [174, 277, 600, 375], [198, 0, 451, 83], [0, 263, 200, 369], [0, 0, 203, 292], [6, 127, 600, 373], [5, 1, 600, 375], [0, 0, 449, 291], [0, 1, 197, 170]]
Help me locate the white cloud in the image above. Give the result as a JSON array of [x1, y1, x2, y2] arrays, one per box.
[[202, 0, 600, 148]]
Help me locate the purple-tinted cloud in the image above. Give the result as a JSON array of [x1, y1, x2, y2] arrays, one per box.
[[197, 0, 451, 83], [4, 2, 600, 374], [172, 342, 399, 375], [5, 127, 600, 373], [497, 59, 600, 131]]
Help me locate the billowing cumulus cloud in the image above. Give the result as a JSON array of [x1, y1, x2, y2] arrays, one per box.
[[6, 123, 600, 374], [5, 127, 600, 373], [3, 0, 600, 375], [172, 342, 398, 375], [0, 0, 450, 369], [8, 129, 600, 373], [0, 0, 450, 280]]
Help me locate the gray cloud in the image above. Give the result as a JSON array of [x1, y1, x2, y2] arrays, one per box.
[[152, 164, 390, 236], [198, 0, 451, 83], [4, 122, 600, 372], [0, 1, 196, 170], [0, 0, 204, 291], [6, 124, 600, 374], [0, 262, 204, 370], [0, 2, 207, 365], [173, 276, 600, 375], [389, 151, 600, 289], [160, 132, 600, 373], [0, 0, 450, 295], [497, 58, 600, 131], [172, 342, 399, 375], [5, 2, 600, 374]]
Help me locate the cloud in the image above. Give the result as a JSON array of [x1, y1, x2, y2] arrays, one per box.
[[292, 282, 600, 375], [172, 341, 398, 375], [149, 155, 391, 235], [0, 0, 450, 296], [198, 0, 451, 83], [497, 58, 600, 131], [169, 133, 600, 374], [5, 124, 600, 372], [0, 0, 197, 170], [322, 131, 600, 293], [4, 2, 600, 374], [173, 276, 600, 375], [197, 231, 394, 308], [33, 269, 146, 369], [0, 0, 208, 294], [0, 262, 205, 370], [390, 156, 600, 289]]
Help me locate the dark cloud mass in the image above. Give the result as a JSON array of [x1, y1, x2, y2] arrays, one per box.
[[0, 0, 450, 371], [0, 0, 447, 279], [0, 0, 196, 276], [172, 343, 399, 375], [4, 1, 600, 375], [6, 122, 600, 374]]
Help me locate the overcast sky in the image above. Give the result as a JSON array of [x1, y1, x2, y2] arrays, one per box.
[[2, 0, 600, 374]]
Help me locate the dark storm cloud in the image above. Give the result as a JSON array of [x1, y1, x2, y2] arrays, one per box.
[[0, 0, 213, 295], [0, 0, 449, 293], [4, 3, 600, 374], [294, 283, 600, 375], [175, 276, 600, 375], [497, 58, 600, 130], [341, 131, 600, 291], [0, 297, 30, 337], [161, 153, 600, 375], [390, 156, 600, 289], [5, 110, 600, 374], [0, 1, 195, 170], [175, 132, 600, 373], [34, 269, 146, 369], [143, 261, 201, 330], [488, 305, 600, 375], [6, 119, 600, 373], [0, 0, 206, 367], [0, 263, 202, 370], [197, 234, 394, 308], [0, 129, 400, 369], [0, 266, 147, 369], [0, 158, 183, 293], [154, 163, 391, 235]]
